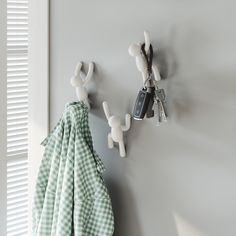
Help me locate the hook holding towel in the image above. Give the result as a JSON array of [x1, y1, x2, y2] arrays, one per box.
[[71, 61, 94, 109]]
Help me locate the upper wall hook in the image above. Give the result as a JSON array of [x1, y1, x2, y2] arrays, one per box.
[[70, 61, 94, 109], [128, 30, 161, 83], [129, 31, 168, 124], [144, 30, 151, 53]]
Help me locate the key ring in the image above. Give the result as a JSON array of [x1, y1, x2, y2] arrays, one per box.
[[152, 78, 159, 89], [143, 76, 152, 89]]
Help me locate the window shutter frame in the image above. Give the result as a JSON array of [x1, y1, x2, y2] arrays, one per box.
[[28, 0, 49, 234], [0, 0, 49, 234], [0, 0, 8, 235]]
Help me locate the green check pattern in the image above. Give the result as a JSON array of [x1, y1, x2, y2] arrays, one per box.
[[33, 102, 114, 236]]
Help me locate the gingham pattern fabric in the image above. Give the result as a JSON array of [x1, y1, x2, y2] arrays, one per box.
[[33, 101, 114, 236]]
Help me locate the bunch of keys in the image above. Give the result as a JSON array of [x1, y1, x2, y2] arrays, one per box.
[[153, 80, 168, 126], [132, 42, 168, 124]]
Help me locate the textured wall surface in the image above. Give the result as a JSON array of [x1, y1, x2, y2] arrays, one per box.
[[50, 1, 236, 235]]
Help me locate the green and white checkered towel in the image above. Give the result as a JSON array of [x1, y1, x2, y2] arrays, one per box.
[[33, 102, 114, 236]]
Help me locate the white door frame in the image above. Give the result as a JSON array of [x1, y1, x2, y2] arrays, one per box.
[[28, 0, 49, 233]]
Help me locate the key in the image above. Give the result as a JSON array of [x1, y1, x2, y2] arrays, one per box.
[[152, 80, 168, 124], [158, 99, 167, 122], [155, 88, 168, 118], [153, 99, 160, 126]]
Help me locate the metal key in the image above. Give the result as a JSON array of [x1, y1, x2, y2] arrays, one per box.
[[153, 99, 160, 126], [158, 98, 167, 122], [152, 78, 168, 124], [155, 88, 168, 119]]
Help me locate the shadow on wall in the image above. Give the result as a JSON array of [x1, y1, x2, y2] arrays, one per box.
[[106, 180, 143, 236], [106, 179, 180, 236]]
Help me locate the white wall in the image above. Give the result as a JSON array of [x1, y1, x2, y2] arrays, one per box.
[[50, 1, 236, 235]]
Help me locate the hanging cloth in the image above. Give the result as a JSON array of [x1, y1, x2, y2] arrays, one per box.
[[33, 101, 114, 236]]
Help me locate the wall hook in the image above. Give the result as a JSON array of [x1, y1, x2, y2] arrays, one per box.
[[70, 61, 94, 109], [128, 30, 161, 83], [129, 31, 168, 124], [103, 101, 131, 158]]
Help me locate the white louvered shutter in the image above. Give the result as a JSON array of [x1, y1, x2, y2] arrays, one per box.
[[6, 0, 29, 235]]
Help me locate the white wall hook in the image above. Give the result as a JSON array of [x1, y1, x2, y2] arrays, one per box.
[[128, 31, 161, 83], [144, 30, 151, 53], [152, 64, 161, 82], [103, 101, 131, 158], [128, 42, 148, 83], [71, 61, 94, 109]]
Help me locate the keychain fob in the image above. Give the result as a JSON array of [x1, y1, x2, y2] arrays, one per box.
[[133, 88, 152, 120]]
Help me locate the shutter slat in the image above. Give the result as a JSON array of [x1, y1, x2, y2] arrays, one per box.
[[8, 0, 27, 2], [7, 72, 28, 77], [7, 49, 28, 55], [7, 27, 28, 32], [7, 164, 27, 174], [7, 201, 27, 211], [7, 138, 27, 145], [7, 98, 28, 103], [7, 207, 27, 217], [7, 108, 28, 115], [8, 56, 27, 61], [7, 10, 28, 15], [7, 47, 28, 51], [7, 60, 27, 65], [7, 142, 27, 150], [7, 5, 28, 10], [7, 139, 27, 148], [7, 180, 28, 191], [7, 219, 27, 228], [7, 67, 28, 72], [7, 37, 28, 42], [7, 84, 28, 90], [7, 211, 27, 220], [7, 120, 28, 127], [7, 148, 28, 156], [7, 88, 28, 94], [7, 193, 28, 202], [7, 195, 28, 207], [7, 191, 27, 201], [7, 141, 28, 149], [7, 103, 27, 109], [7, 128, 27, 136], [7, 226, 28, 235], [7, 125, 28, 132], [7, 94, 28, 100], [7, 151, 27, 158], [7, 185, 27, 195], [7, 114, 28, 121], [7, 15, 28, 20], [7, 173, 28, 185], [7, 230, 28, 236]]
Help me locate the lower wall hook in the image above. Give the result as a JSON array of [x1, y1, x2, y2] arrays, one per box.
[[103, 101, 131, 157]]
